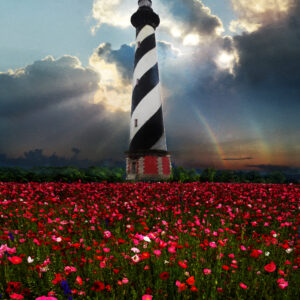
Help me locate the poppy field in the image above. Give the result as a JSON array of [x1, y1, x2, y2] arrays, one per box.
[[0, 182, 299, 299]]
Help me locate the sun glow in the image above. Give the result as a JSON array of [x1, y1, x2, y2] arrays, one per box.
[[215, 51, 238, 74], [89, 49, 131, 112], [183, 33, 200, 46], [171, 28, 182, 38]]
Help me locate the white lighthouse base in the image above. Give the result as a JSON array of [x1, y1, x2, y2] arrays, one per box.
[[125, 152, 171, 181]]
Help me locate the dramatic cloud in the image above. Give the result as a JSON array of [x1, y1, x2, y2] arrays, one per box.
[[90, 41, 181, 112], [0, 56, 99, 118], [233, 1, 300, 91], [0, 56, 129, 160], [91, 0, 224, 45], [89, 43, 132, 112], [230, 0, 296, 33], [159, 0, 224, 41]]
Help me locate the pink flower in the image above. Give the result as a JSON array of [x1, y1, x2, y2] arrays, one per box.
[[277, 278, 288, 289], [33, 238, 41, 245], [209, 242, 217, 248], [122, 278, 129, 284], [35, 297, 58, 300], [64, 266, 77, 274], [153, 249, 161, 256], [203, 268, 211, 275], [142, 295, 152, 300], [240, 245, 246, 251], [103, 248, 110, 253], [240, 283, 248, 289], [131, 247, 140, 253], [168, 246, 176, 253], [103, 231, 111, 238], [100, 261, 106, 268]]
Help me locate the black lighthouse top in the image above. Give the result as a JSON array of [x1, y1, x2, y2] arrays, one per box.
[[131, 0, 160, 29]]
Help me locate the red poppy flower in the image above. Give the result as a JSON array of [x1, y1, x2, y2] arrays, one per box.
[[9, 294, 24, 299], [6, 282, 22, 294], [178, 283, 187, 292], [264, 261, 276, 272], [142, 252, 150, 259], [91, 281, 105, 291], [52, 273, 66, 285], [75, 276, 83, 286], [159, 272, 169, 280], [178, 261, 188, 268], [145, 288, 153, 294], [186, 276, 195, 286], [8, 256, 22, 264], [222, 265, 230, 271], [250, 249, 262, 258]]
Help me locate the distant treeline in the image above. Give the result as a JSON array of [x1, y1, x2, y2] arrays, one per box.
[[0, 166, 299, 184]]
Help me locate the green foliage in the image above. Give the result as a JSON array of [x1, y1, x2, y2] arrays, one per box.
[[0, 166, 296, 184], [0, 166, 125, 183], [171, 167, 199, 183], [200, 168, 217, 182]]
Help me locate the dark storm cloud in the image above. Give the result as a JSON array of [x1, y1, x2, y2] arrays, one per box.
[[0, 56, 129, 161], [233, 2, 300, 90], [97, 41, 179, 84], [161, 0, 222, 36], [98, 43, 134, 84], [0, 149, 125, 168], [0, 56, 99, 118]]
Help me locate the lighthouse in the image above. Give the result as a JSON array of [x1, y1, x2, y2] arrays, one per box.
[[126, 0, 171, 181]]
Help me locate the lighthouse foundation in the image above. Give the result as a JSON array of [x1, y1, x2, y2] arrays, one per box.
[[125, 150, 171, 181]]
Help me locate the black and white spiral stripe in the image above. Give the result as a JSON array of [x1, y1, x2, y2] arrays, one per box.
[[129, 24, 167, 152]]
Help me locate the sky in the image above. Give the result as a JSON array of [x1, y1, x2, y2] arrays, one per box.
[[0, 0, 299, 172]]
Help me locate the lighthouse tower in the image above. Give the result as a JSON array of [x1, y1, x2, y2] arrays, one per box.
[[126, 0, 171, 181]]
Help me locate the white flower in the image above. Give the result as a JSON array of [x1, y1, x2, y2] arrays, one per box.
[[273, 233, 277, 238], [164, 260, 170, 264], [143, 236, 151, 243], [286, 248, 293, 254], [131, 247, 140, 253], [27, 256, 34, 263], [40, 266, 49, 272], [265, 251, 270, 256], [131, 254, 140, 263], [56, 237, 62, 242]]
